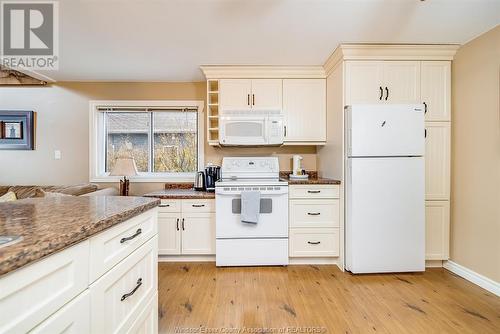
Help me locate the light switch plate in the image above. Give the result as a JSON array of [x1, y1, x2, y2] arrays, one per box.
[[54, 150, 61, 160]]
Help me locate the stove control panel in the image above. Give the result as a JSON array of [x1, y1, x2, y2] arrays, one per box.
[[221, 157, 279, 179]]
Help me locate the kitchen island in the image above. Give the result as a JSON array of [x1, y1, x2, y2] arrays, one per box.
[[0, 196, 160, 333]]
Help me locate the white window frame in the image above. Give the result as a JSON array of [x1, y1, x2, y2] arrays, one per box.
[[89, 100, 205, 183]]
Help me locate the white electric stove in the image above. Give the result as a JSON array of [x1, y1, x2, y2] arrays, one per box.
[[215, 157, 289, 266]]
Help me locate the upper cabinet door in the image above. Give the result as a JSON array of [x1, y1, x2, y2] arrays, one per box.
[[425, 122, 450, 200], [219, 79, 252, 111], [345, 61, 384, 105], [250, 79, 283, 110], [421, 61, 451, 121], [383, 61, 421, 103], [283, 79, 326, 142]]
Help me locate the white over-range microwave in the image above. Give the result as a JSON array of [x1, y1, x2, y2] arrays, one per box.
[[219, 111, 284, 146]]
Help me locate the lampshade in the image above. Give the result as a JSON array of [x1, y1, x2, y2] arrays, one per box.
[[109, 157, 138, 177]]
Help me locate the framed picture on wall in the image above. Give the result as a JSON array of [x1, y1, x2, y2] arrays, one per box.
[[0, 111, 34, 150]]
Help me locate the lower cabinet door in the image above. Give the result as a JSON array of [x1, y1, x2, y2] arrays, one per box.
[[181, 213, 216, 254], [158, 213, 181, 255], [127, 292, 158, 334], [425, 201, 450, 260], [90, 237, 158, 334], [30, 291, 90, 334]]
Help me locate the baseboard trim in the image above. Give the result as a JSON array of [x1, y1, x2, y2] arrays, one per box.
[[444, 260, 500, 296], [289, 257, 339, 266], [158, 255, 215, 262], [425, 260, 444, 268]]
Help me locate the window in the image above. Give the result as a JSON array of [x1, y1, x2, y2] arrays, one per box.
[[90, 101, 204, 182]]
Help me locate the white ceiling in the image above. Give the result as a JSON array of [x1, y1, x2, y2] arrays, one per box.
[[39, 0, 500, 82]]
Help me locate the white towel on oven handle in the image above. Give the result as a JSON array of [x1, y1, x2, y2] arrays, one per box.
[[240, 191, 261, 224]]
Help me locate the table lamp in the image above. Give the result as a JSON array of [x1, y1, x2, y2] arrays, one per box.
[[110, 157, 138, 196]]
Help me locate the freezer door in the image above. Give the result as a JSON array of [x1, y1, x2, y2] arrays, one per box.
[[345, 157, 425, 273], [346, 104, 425, 157]]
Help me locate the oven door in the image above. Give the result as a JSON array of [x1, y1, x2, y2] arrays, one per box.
[[215, 186, 288, 238], [219, 116, 267, 146]]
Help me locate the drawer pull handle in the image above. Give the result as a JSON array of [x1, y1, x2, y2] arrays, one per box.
[[121, 278, 142, 301], [307, 212, 321, 216], [307, 190, 321, 194], [192, 204, 205, 207], [120, 228, 142, 243], [176, 218, 180, 231], [308, 241, 321, 245], [159, 204, 170, 207], [181, 218, 185, 231]]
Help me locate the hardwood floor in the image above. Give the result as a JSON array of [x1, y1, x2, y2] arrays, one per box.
[[158, 263, 499, 334]]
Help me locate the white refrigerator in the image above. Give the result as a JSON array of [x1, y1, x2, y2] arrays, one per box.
[[345, 104, 425, 273]]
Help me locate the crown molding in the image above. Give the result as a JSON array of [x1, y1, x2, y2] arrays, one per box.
[[200, 65, 326, 79], [324, 44, 460, 76]]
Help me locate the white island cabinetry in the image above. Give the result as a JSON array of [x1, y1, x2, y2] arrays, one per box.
[[0, 208, 159, 334]]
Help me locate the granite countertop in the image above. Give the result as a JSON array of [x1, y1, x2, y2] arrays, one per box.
[[144, 188, 215, 199], [0, 196, 159, 277], [281, 177, 341, 185], [280, 171, 341, 185]]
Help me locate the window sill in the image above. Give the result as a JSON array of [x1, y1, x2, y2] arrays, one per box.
[[91, 174, 195, 183]]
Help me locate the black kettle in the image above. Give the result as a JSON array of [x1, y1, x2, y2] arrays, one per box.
[[194, 171, 205, 191]]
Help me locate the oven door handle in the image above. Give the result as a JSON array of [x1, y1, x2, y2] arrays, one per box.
[[215, 191, 288, 196]]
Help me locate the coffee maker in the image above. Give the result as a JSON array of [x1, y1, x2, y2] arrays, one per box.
[[204, 163, 221, 192]]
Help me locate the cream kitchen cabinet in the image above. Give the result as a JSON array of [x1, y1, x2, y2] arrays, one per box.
[[158, 199, 216, 255], [219, 79, 282, 111], [181, 213, 216, 254], [425, 122, 451, 200], [289, 185, 340, 257], [345, 61, 420, 104], [158, 213, 181, 254], [425, 201, 450, 260], [282, 79, 326, 143], [421, 61, 451, 121], [345, 61, 384, 104], [219, 79, 252, 111]]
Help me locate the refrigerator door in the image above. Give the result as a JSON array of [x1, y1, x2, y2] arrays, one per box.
[[346, 104, 425, 157], [345, 157, 425, 273]]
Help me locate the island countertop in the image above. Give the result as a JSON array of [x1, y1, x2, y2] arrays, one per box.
[[0, 196, 159, 277]]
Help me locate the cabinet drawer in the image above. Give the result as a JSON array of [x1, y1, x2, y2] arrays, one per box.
[[0, 241, 89, 334], [158, 199, 181, 213], [182, 199, 215, 213], [289, 199, 339, 228], [289, 185, 339, 199], [289, 228, 339, 257], [30, 291, 90, 334], [90, 236, 158, 334], [89, 209, 158, 282]]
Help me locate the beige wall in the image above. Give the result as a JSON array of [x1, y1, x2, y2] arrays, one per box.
[[0, 81, 316, 195], [450, 25, 500, 282]]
